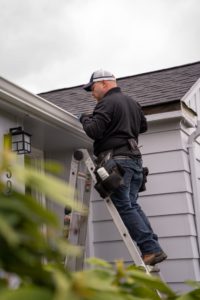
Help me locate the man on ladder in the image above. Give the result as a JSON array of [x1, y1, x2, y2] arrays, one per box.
[[79, 69, 167, 266]]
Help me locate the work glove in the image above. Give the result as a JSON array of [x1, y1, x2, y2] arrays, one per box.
[[78, 113, 92, 123]]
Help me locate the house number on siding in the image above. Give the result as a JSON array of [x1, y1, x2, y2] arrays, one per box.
[[5, 169, 12, 194]]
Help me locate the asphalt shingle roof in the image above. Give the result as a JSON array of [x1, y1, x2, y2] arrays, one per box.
[[39, 61, 200, 116]]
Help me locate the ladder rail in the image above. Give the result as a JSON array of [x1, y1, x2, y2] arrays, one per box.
[[65, 149, 164, 298], [65, 154, 93, 271], [67, 150, 164, 290], [64, 156, 79, 270], [79, 149, 151, 272]]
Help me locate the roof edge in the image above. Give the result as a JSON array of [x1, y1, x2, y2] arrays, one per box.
[[0, 76, 89, 144], [117, 61, 200, 82], [39, 61, 200, 94]]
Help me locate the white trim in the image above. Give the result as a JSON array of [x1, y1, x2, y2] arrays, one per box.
[[0, 77, 91, 145], [181, 78, 200, 103], [147, 110, 196, 128], [181, 78, 200, 120]]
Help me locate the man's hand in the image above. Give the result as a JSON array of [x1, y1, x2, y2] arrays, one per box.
[[78, 113, 92, 123]]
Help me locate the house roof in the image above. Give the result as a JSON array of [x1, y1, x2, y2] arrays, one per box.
[[39, 61, 200, 116]]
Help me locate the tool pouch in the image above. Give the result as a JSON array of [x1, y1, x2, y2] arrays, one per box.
[[94, 159, 125, 198], [139, 167, 149, 192]]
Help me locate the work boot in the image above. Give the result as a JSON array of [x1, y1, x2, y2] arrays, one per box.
[[142, 251, 167, 266]]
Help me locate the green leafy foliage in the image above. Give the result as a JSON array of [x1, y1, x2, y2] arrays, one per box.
[[0, 286, 53, 300], [0, 151, 200, 299]]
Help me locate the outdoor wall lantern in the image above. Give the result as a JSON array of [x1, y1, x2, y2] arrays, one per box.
[[9, 127, 31, 154]]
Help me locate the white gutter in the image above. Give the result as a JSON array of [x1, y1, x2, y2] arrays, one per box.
[[0, 76, 91, 145], [188, 120, 200, 260]]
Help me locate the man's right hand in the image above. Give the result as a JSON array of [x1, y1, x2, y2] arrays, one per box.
[[78, 113, 92, 123]]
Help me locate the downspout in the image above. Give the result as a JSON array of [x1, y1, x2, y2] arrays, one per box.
[[188, 120, 200, 258]]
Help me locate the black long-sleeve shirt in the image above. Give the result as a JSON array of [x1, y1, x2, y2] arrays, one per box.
[[81, 87, 147, 156]]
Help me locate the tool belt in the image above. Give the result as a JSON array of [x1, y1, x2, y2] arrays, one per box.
[[95, 139, 148, 195], [96, 139, 140, 164]]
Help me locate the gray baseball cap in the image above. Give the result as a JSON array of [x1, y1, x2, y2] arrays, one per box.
[[83, 69, 116, 91]]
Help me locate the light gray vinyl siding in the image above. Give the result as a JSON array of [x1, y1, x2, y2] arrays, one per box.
[[89, 117, 200, 293]]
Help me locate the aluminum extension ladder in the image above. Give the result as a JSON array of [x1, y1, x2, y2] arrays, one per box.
[[65, 149, 161, 277]]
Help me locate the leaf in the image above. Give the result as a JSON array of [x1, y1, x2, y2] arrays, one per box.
[[0, 213, 20, 245], [0, 286, 53, 300], [185, 280, 200, 289], [52, 270, 71, 300], [44, 160, 64, 175], [12, 191, 59, 226], [56, 239, 82, 257], [86, 291, 137, 300], [86, 257, 113, 269], [128, 285, 161, 300], [177, 287, 200, 300], [0, 188, 59, 228], [72, 269, 116, 293], [12, 163, 87, 214], [127, 269, 176, 297]]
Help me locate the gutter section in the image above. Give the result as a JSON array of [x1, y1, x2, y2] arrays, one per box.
[[0, 77, 91, 145]]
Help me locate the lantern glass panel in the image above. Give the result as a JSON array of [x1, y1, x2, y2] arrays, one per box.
[[25, 143, 30, 151], [12, 143, 17, 151], [18, 142, 24, 150], [24, 134, 30, 143], [12, 134, 23, 143]]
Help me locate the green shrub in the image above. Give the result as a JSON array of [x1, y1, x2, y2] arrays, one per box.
[[0, 151, 199, 299]]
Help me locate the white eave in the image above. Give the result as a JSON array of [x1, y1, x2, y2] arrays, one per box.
[[0, 76, 91, 145]]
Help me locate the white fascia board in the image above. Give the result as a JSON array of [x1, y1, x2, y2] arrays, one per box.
[[146, 110, 196, 128], [0, 77, 90, 144], [181, 78, 200, 119]]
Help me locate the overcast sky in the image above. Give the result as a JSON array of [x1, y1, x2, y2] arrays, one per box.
[[0, 0, 200, 94]]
